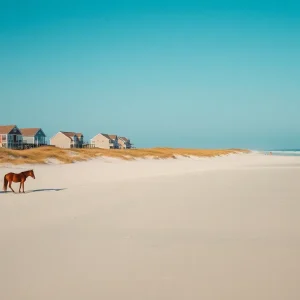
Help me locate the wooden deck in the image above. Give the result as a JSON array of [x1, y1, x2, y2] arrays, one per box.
[[1, 143, 50, 150], [3, 143, 96, 150]]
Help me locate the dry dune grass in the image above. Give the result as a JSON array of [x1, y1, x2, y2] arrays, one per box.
[[0, 147, 249, 165]]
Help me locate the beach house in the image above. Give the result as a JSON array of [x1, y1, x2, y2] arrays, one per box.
[[0, 125, 23, 149], [118, 137, 132, 149], [20, 128, 47, 146], [50, 131, 84, 148], [90, 133, 119, 149]]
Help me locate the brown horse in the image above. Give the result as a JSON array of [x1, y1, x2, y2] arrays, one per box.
[[3, 170, 35, 193]]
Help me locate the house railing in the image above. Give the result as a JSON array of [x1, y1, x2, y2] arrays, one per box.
[[22, 143, 48, 149], [82, 143, 95, 148], [5, 142, 23, 150], [2, 142, 49, 150]]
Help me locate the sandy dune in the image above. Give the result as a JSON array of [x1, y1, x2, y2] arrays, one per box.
[[0, 152, 300, 300]]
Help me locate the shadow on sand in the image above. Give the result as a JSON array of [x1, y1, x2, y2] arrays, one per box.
[[26, 188, 67, 193], [0, 188, 66, 194]]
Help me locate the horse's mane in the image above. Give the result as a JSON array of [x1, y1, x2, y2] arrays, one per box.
[[22, 170, 33, 174]]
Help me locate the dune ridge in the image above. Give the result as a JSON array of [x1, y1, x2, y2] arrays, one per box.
[[0, 147, 249, 165]]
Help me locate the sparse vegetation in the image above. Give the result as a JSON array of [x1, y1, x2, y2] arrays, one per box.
[[0, 147, 249, 165]]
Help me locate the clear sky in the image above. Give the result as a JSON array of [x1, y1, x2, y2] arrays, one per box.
[[1, 0, 299, 149]]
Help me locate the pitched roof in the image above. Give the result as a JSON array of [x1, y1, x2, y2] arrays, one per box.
[[119, 137, 129, 142], [91, 133, 117, 140], [99, 133, 108, 139], [99, 133, 115, 140], [60, 131, 77, 139], [20, 128, 41, 136], [60, 131, 83, 140], [0, 125, 17, 134]]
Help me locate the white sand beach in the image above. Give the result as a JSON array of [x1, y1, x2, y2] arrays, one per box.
[[0, 152, 300, 300]]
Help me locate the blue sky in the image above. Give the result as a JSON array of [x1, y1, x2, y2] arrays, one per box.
[[0, 0, 299, 149]]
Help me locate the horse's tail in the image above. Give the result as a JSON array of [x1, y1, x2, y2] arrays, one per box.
[[3, 175, 8, 191]]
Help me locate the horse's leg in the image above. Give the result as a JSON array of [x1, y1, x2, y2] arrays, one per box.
[[8, 181, 15, 193], [22, 181, 25, 193], [19, 182, 22, 193]]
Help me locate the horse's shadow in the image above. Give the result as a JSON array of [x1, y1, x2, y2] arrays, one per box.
[[26, 188, 67, 194], [0, 188, 66, 194]]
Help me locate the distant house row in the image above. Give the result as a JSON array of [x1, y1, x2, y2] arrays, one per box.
[[0, 125, 133, 150], [91, 134, 132, 149], [50, 132, 132, 149]]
